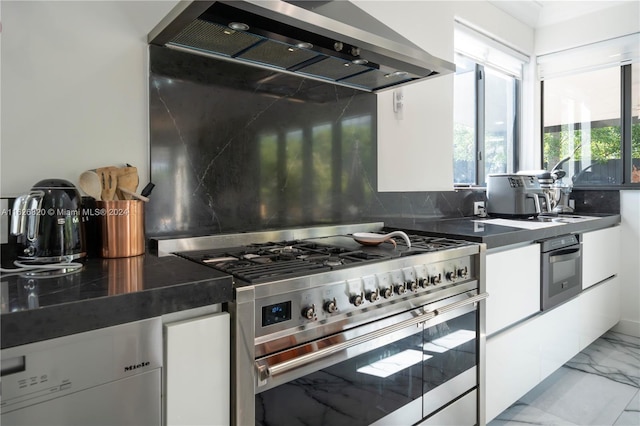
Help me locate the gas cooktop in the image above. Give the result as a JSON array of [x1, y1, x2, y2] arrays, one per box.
[[175, 233, 475, 284]]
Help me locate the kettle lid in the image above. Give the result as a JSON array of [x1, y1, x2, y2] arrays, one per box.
[[31, 178, 77, 189]]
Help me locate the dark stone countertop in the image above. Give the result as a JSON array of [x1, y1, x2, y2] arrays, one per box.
[[0, 213, 619, 349], [385, 213, 621, 249], [0, 254, 233, 349]]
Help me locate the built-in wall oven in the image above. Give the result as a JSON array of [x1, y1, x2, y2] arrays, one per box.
[[540, 234, 582, 311], [165, 224, 487, 426]]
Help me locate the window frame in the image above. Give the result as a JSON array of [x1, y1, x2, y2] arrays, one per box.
[[454, 57, 521, 186], [540, 63, 638, 188]]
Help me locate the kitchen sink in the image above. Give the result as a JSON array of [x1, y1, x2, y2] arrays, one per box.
[[538, 214, 599, 224]]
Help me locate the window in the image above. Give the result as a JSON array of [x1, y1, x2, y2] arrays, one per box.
[[542, 67, 621, 185], [540, 33, 640, 186], [453, 22, 526, 185]]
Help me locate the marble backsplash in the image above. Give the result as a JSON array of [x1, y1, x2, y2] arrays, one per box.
[[147, 46, 485, 237], [146, 46, 619, 238]]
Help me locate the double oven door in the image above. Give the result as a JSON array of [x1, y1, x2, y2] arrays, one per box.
[[251, 291, 487, 426]]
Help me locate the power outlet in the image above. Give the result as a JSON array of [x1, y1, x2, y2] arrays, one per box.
[[473, 201, 485, 216]]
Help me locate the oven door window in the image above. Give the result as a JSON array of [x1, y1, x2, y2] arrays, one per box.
[[423, 311, 477, 395], [550, 255, 580, 297], [255, 311, 478, 426]]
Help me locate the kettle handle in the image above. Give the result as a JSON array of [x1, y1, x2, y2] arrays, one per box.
[[25, 191, 44, 242], [10, 195, 29, 236]]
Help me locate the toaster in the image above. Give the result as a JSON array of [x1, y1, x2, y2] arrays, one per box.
[[486, 174, 550, 218]]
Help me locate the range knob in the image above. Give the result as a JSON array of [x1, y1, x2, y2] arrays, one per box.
[[407, 280, 419, 292], [430, 274, 442, 285], [324, 298, 338, 314], [367, 289, 380, 303], [382, 287, 394, 299], [418, 278, 428, 288], [457, 266, 469, 279], [394, 283, 407, 295], [350, 292, 365, 307], [445, 270, 457, 282], [301, 304, 316, 320]]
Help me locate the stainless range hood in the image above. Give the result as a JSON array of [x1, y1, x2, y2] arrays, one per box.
[[148, 0, 455, 93]]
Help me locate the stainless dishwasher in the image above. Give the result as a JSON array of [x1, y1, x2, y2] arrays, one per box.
[[1, 318, 162, 426]]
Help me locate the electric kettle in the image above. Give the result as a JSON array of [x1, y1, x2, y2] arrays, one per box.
[[10, 179, 86, 262]]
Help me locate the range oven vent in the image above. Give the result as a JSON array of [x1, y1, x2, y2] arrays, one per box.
[[149, 0, 455, 93]]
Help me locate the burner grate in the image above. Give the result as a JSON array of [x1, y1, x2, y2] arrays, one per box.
[[175, 233, 476, 283]]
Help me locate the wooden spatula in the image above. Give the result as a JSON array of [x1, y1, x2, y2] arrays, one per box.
[[96, 166, 119, 201], [116, 167, 138, 200]]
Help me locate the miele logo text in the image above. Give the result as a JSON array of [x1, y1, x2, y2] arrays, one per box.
[[124, 361, 150, 372]]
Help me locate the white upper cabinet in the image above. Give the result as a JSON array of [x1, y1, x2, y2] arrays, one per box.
[[352, 1, 456, 192], [377, 78, 455, 191]]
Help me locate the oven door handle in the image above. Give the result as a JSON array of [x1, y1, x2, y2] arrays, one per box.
[[257, 292, 489, 384], [434, 292, 489, 315], [549, 248, 581, 263]]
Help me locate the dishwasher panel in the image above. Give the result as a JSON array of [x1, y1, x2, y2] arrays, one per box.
[[1, 318, 162, 425], [1, 369, 161, 426]]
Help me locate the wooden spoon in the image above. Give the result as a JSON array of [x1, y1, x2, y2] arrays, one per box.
[[118, 187, 149, 202], [78, 170, 102, 200]]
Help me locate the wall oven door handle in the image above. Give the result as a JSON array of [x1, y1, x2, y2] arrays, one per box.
[[256, 292, 489, 384], [549, 248, 581, 263]]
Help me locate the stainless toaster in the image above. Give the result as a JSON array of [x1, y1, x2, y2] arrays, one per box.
[[486, 174, 550, 218]]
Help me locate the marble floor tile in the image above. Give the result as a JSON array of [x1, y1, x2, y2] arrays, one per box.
[[566, 331, 640, 388], [489, 402, 579, 425], [614, 390, 640, 426], [489, 332, 640, 426]]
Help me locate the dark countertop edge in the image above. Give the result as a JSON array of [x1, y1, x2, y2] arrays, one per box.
[[1, 274, 233, 349], [481, 214, 621, 249], [387, 214, 621, 250]]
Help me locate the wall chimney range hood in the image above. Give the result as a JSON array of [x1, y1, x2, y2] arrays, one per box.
[[148, 0, 455, 93]]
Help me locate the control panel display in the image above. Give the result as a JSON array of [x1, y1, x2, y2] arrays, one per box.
[[262, 301, 292, 326]]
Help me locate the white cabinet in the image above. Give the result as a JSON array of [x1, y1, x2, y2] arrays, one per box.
[[486, 276, 620, 422], [582, 226, 620, 289], [486, 315, 541, 421], [537, 295, 580, 380], [354, 0, 455, 192], [485, 244, 540, 335], [579, 275, 621, 349], [486, 294, 581, 421], [164, 312, 230, 426], [377, 78, 455, 192]]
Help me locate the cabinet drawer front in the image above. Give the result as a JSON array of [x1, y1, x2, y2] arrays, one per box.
[[486, 244, 540, 335], [582, 226, 620, 289]]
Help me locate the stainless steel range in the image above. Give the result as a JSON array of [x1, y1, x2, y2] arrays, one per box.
[[158, 223, 487, 426]]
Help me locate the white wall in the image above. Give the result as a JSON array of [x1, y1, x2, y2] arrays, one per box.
[[1, 0, 534, 196], [535, 1, 640, 55], [613, 191, 640, 337], [0, 0, 179, 197], [353, 1, 534, 190]]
